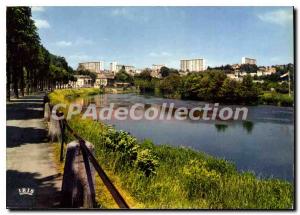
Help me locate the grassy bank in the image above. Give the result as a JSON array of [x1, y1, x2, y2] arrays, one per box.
[[49, 88, 293, 209], [260, 92, 294, 107], [49, 88, 102, 104], [104, 86, 139, 94]]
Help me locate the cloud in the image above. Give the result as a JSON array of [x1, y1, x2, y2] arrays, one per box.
[[31, 6, 45, 12], [68, 54, 90, 61], [34, 19, 50, 29], [74, 37, 93, 45], [110, 8, 149, 22], [257, 9, 293, 26], [149, 51, 172, 57], [56, 41, 72, 47], [55, 38, 93, 47]]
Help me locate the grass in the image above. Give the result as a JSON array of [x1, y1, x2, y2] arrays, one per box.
[[49, 88, 102, 104], [48, 88, 294, 209], [260, 91, 294, 107], [104, 86, 139, 94]]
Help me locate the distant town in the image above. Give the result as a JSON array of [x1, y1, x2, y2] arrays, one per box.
[[70, 56, 289, 89]]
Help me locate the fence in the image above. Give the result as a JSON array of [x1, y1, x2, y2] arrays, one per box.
[[44, 101, 129, 209]]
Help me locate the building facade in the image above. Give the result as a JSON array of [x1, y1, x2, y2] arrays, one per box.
[[152, 64, 165, 71], [180, 59, 206, 72], [94, 72, 115, 88], [242, 57, 257, 65], [116, 64, 135, 73], [69, 75, 93, 88], [110, 61, 117, 73], [78, 61, 104, 73]]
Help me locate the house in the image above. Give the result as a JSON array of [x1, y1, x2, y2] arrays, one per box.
[[226, 73, 243, 81], [94, 72, 115, 88], [69, 75, 93, 88], [264, 67, 277, 76]]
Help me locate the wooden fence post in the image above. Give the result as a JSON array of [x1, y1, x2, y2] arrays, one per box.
[[60, 140, 96, 208], [58, 120, 65, 162], [48, 112, 61, 142], [44, 102, 50, 121]]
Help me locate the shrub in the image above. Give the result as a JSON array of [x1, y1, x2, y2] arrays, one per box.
[[205, 158, 237, 175], [183, 160, 221, 199], [102, 126, 158, 176], [135, 149, 159, 177]]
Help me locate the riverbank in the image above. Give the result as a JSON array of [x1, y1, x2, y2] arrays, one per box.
[[259, 91, 294, 107], [49, 88, 293, 209]]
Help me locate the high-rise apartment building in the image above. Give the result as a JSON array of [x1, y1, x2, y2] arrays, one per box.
[[110, 61, 117, 73], [242, 57, 257, 65], [78, 61, 104, 73], [180, 59, 206, 72]]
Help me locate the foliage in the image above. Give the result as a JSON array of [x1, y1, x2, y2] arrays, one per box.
[[180, 71, 260, 104], [240, 64, 258, 73], [134, 69, 158, 93], [260, 92, 293, 107], [183, 159, 293, 209], [135, 70, 261, 104], [160, 66, 179, 77], [207, 64, 234, 73], [76, 68, 97, 83], [6, 7, 75, 100], [159, 74, 182, 96], [115, 70, 134, 83], [138, 69, 152, 81], [103, 127, 158, 176]]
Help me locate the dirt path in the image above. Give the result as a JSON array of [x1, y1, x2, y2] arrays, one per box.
[[6, 94, 62, 209]]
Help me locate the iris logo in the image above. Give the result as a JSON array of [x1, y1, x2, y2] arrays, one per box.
[[18, 188, 34, 196]]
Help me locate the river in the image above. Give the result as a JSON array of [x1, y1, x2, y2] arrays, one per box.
[[74, 93, 294, 181]]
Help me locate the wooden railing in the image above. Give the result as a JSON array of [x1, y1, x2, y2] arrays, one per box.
[[45, 101, 129, 209]]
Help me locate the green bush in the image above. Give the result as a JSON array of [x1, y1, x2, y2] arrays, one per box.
[[260, 92, 293, 106], [205, 158, 236, 175], [135, 149, 159, 177], [183, 160, 221, 199], [103, 126, 158, 176]]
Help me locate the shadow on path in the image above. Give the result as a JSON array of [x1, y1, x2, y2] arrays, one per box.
[[7, 101, 44, 121], [7, 170, 61, 209], [7, 93, 62, 209], [7, 126, 48, 148]]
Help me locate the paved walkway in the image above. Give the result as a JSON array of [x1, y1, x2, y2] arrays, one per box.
[[6, 94, 62, 209]]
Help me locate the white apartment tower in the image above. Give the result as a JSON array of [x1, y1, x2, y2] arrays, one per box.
[[180, 58, 206, 72], [110, 61, 117, 73], [242, 57, 257, 65], [78, 61, 104, 73]]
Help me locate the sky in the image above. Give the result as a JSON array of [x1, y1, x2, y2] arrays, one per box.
[[32, 6, 294, 69]]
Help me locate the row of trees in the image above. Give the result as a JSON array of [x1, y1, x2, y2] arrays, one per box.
[[208, 64, 259, 73], [160, 71, 260, 104], [7, 7, 76, 100], [133, 68, 261, 104]]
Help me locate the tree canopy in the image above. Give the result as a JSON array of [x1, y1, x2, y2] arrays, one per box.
[[6, 7, 75, 100]]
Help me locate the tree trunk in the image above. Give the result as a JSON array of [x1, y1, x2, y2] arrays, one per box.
[[20, 67, 25, 97], [6, 64, 11, 101], [12, 66, 19, 99]]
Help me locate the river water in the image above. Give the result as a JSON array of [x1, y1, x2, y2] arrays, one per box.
[[74, 93, 294, 181]]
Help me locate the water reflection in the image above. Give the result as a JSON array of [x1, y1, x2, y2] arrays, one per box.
[[215, 124, 228, 132], [242, 121, 254, 134]]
